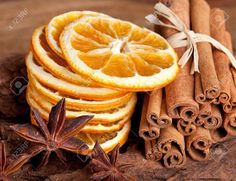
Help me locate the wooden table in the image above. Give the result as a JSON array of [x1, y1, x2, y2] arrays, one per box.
[[0, 0, 235, 58]]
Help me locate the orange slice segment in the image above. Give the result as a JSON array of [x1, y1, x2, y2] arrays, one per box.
[[60, 17, 179, 91], [46, 11, 110, 57], [32, 26, 95, 86], [77, 121, 131, 153], [26, 86, 137, 124], [26, 52, 127, 100], [30, 111, 130, 134], [28, 74, 133, 112]]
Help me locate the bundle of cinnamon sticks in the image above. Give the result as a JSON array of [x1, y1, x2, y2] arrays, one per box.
[[139, 0, 236, 168]]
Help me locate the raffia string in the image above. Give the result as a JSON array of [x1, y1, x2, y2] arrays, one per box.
[[146, 3, 236, 74]]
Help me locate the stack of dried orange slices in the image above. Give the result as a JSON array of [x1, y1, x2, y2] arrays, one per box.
[[26, 11, 178, 153]]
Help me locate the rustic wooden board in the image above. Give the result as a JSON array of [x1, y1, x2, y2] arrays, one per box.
[[0, 0, 235, 58]]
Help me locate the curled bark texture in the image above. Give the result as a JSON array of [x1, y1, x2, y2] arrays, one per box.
[[177, 119, 197, 136], [157, 125, 186, 168], [147, 89, 172, 128], [203, 105, 222, 129], [159, 0, 199, 122], [210, 127, 230, 144], [186, 127, 212, 161], [191, 0, 220, 100], [145, 140, 162, 161], [211, 8, 231, 104], [139, 95, 160, 141]]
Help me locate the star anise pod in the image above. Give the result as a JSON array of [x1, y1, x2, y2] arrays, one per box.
[[0, 140, 32, 181], [89, 142, 135, 181], [10, 98, 93, 168]]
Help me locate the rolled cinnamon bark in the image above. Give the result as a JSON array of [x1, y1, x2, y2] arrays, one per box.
[[193, 118, 204, 127], [151, 139, 163, 161], [157, 125, 186, 168], [212, 98, 220, 105], [145, 140, 162, 161], [147, 89, 172, 128], [191, 0, 220, 99], [198, 103, 211, 120], [225, 32, 236, 106], [186, 127, 212, 161], [210, 127, 231, 143], [139, 95, 160, 140], [194, 103, 211, 126], [223, 101, 233, 113], [195, 73, 206, 104], [211, 8, 231, 104], [176, 119, 197, 136], [230, 83, 236, 107], [203, 105, 222, 129], [162, 146, 185, 169], [231, 68, 236, 92], [145, 140, 156, 161], [159, 0, 199, 122], [223, 108, 236, 136]]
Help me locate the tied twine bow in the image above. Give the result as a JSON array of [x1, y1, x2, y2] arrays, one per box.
[[145, 3, 236, 74]]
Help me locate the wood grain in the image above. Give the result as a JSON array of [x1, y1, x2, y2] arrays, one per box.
[[0, 0, 235, 58]]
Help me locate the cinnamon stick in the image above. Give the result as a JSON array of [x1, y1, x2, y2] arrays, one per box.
[[193, 118, 204, 127], [191, 0, 220, 99], [144, 140, 156, 161], [194, 103, 211, 126], [210, 127, 231, 143], [151, 139, 163, 161], [223, 108, 236, 136], [176, 119, 197, 136], [212, 98, 220, 105], [222, 33, 235, 113], [223, 101, 233, 113], [147, 89, 172, 128], [198, 103, 211, 120], [145, 139, 163, 161], [186, 127, 212, 161], [195, 73, 206, 104], [159, 0, 199, 122], [211, 8, 231, 104], [231, 68, 236, 94], [157, 125, 186, 168], [230, 84, 236, 107], [225, 32, 236, 106], [203, 105, 222, 129], [139, 95, 160, 140]]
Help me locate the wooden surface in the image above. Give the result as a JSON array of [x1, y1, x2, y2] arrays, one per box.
[[0, 0, 235, 58]]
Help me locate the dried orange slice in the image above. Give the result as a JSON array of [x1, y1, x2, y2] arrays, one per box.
[[30, 111, 130, 133], [46, 11, 109, 58], [26, 86, 137, 124], [28, 74, 133, 112], [60, 17, 179, 91], [32, 26, 94, 86], [76, 121, 130, 153], [26, 52, 127, 100], [28, 86, 133, 133]]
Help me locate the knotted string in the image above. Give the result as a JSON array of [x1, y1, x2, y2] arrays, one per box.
[[145, 2, 236, 74]]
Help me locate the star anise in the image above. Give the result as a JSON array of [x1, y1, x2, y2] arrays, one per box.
[[10, 98, 93, 168], [0, 140, 32, 181], [89, 142, 135, 181]]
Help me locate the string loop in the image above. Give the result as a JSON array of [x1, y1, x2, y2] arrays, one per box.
[[146, 3, 236, 74]]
